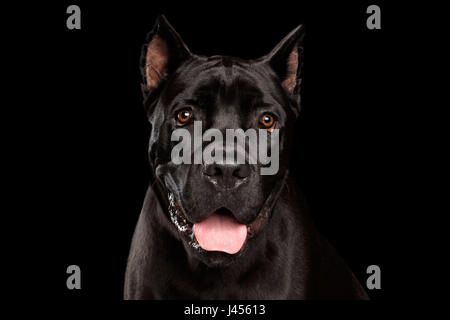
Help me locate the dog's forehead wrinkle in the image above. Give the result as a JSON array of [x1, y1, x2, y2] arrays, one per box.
[[197, 66, 283, 107], [211, 106, 243, 130]]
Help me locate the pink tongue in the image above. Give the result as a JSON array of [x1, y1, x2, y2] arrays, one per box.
[[194, 213, 247, 254]]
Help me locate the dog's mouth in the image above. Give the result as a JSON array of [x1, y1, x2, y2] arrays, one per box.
[[194, 207, 247, 254], [168, 193, 248, 255]]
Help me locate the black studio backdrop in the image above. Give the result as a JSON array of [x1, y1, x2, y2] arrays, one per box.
[[20, 0, 410, 302]]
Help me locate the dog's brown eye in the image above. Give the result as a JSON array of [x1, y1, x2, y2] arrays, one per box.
[[176, 108, 193, 126], [260, 113, 275, 132]]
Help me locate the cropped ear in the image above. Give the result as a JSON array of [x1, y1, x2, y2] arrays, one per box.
[[263, 25, 304, 110], [140, 15, 191, 96]]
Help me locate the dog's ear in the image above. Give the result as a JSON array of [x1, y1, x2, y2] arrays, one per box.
[[141, 15, 191, 96], [263, 25, 304, 113]]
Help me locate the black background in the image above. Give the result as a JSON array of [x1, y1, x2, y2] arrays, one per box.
[[14, 0, 415, 304]]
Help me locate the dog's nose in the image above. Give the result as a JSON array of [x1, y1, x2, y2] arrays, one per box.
[[202, 163, 251, 189]]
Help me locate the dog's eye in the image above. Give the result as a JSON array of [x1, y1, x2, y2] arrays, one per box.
[[260, 113, 276, 132], [176, 108, 193, 126]]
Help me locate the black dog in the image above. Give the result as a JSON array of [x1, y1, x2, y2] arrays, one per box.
[[124, 15, 368, 299]]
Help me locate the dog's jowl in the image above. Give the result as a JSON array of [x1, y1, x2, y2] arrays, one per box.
[[124, 15, 369, 299]]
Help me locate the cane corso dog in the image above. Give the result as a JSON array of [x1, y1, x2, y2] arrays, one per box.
[[124, 15, 368, 299]]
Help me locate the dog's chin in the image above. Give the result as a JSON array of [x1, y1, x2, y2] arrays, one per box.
[[193, 249, 245, 268], [167, 192, 252, 267]]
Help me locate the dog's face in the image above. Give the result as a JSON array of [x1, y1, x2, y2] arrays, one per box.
[[142, 16, 304, 267]]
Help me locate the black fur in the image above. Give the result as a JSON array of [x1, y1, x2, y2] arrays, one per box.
[[124, 15, 368, 299]]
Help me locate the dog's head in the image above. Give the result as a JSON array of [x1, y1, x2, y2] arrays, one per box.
[[141, 15, 304, 267]]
